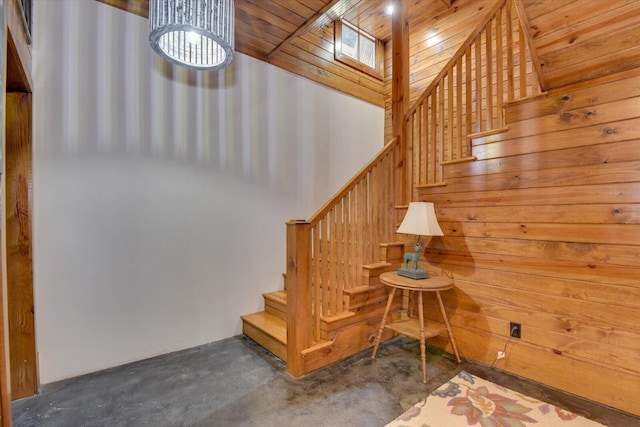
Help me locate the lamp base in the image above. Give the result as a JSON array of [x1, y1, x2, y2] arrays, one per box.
[[397, 268, 430, 280]]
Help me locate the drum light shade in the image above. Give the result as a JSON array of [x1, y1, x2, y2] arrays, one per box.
[[149, 0, 234, 70]]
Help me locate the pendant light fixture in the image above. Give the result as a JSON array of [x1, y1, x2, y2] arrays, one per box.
[[149, 0, 234, 70]]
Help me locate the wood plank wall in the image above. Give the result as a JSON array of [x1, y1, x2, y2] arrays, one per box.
[[526, 0, 640, 90], [269, 21, 385, 107], [418, 68, 640, 416]]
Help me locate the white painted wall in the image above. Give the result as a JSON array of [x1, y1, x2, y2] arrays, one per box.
[[32, 0, 384, 384]]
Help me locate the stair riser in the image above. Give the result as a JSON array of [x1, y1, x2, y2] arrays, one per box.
[[242, 321, 287, 362], [322, 295, 403, 338], [344, 285, 391, 310], [264, 298, 286, 321], [302, 321, 396, 374]]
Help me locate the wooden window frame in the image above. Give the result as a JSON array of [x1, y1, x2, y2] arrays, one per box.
[[18, 0, 33, 44], [334, 20, 384, 80]]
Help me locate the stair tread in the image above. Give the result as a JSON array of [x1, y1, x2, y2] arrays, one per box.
[[468, 126, 509, 139], [440, 156, 477, 166], [362, 261, 393, 269], [241, 311, 287, 344], [263, 290, 287, 303]]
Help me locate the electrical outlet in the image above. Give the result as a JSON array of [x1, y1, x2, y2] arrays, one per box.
[[510, 322, 521, 339]]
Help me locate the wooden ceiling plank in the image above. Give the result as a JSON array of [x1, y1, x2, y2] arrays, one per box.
[[96, 0, 149, 18], [298, 0, 332, 12], [269, 0, 317, 22], [341, 1, 391, 41], [523, 0, 576, 20], [240, 0, 306, 30], [235, 7, 291, 41], [236, 3, 299, 36], [267, 0, 343, 61]]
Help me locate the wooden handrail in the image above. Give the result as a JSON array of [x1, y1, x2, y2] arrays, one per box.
[[512, 0, 547, 91], [309, 137, 399, 225]]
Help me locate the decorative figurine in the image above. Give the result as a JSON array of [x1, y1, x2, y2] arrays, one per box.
[[398, 241, 430, 279]]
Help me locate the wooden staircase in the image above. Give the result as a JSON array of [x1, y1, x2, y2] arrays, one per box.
[[240, 0, 542, 377], [240, 128, 511, 368], [241, 291, 287, 361], [241, 245, 407, 370]]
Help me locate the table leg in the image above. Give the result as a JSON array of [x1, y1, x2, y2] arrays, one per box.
[[436, 291, 461, 363], [371, 287, 396, 360], [417, 291, 427, 384]]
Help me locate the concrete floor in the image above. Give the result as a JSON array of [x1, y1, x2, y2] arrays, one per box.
[[12, 336, 639, 426]]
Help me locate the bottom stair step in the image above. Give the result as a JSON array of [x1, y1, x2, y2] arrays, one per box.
[[241, 311, 287, 362]]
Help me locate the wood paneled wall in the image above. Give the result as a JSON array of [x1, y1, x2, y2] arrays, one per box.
[[418, 69, 640, 416], [525, 0, 640, 90], [269, 22, 386, 107]]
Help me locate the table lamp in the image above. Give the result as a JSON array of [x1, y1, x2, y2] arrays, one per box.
[[396, 202, 444, 279]]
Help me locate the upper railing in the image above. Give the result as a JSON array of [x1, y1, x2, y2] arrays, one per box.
[[402, 0, 541, 201]]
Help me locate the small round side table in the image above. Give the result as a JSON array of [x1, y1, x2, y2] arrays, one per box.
[[371, 271, 461, 383]]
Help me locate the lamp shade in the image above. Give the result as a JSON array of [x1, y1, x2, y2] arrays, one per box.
[[396, 202, 444, 237], [149, 0, 235, 70]]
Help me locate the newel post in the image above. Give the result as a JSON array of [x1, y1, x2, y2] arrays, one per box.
[[285, 220, 312, 377], [392, 0, 410, 205]]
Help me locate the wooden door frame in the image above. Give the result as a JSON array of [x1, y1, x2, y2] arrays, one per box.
[[6, 90, 35, 402], [0, 0, 12, 422], [1, 0, 35, 423]]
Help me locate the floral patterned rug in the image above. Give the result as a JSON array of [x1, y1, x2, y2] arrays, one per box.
[[387, 371, 605, 426]]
